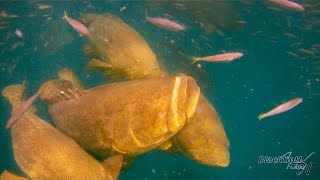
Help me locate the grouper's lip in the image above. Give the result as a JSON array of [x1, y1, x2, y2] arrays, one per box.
[[186, 76, 200, 119], [167, 76, 181, 132]]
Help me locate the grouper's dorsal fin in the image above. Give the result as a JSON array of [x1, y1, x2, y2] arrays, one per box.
[[45, 87, 86, 105], [58, 68, 84, 90], [39, 80, 86, 105]]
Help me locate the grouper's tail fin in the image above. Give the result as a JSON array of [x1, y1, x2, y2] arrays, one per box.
[[2, 84, 39, 129], [2, 84, 25, 110]]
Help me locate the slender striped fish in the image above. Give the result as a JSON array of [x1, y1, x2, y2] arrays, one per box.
[[63, 10, 89, 36], [270, 0, 305, 11], [6, 91, 40, 129], [258, 98, 303, 120], [146, 11, 185, 31], [192, 52, 243, 63]]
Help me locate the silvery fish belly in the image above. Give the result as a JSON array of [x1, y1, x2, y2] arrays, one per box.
[[85, 13, 163, 79], [2, 84, 113, 180], [43, 75, 200, 158]]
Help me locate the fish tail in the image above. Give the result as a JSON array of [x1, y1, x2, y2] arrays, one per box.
[[63, 10, 68, 20], [2, 84, 24, 129], [192, 57, 200, 64], [145, 9, 148, 19], [258, 113, 267, 120]]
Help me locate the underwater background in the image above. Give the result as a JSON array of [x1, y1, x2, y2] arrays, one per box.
[[0, 0, 319, 179]]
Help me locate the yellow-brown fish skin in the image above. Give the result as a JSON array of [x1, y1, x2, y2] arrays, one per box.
[[80, 14, 230, 167], [0, 170, 27, 180], [2, 84, 114, 180], [173, 95, 230, 167], [84, 13, 166, 79], [40, 75, 200, 158]]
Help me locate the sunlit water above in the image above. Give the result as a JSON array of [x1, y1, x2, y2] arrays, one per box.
[[0, 0, 319, 179]]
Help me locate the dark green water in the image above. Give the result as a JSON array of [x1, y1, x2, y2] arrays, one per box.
[[0, 0, 319, 179]]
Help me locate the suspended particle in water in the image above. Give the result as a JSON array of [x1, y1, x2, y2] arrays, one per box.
[[120, 6, 126, 12], [151, 169, 156, 173], [14, 29, 23, 38]]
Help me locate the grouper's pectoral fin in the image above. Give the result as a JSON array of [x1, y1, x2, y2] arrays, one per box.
[[87, 58, 113, 71], [86, 59, 127, 80], [157, 139, 173, 151], [101, 155, 123, 180]]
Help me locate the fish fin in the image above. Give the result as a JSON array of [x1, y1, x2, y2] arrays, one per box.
[[192, 57, 200, 64], [39, 80, 85, 105], [2, 84, 39, 129], [2, 84, 25, 110], [258, 113, 267, 120], [58, 68, 83, 90], [121, 156, 135, 170], [63, 10, 68, 20], [81, 13, 98, 25], [48, 88, 85, 104], [157, 140, 173, 151], [145, 9, 148, 19], [87, 59, 113, 71], [101, 155, 123, 180]]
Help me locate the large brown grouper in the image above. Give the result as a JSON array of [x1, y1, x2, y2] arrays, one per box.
[[38, 72, 200, 161], [82, 13, 166, 79], [83, 14, 230, 167], [2, 84, 121, 180]]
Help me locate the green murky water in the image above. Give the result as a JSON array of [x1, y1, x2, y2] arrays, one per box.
[[0, 1, 319, 179]]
